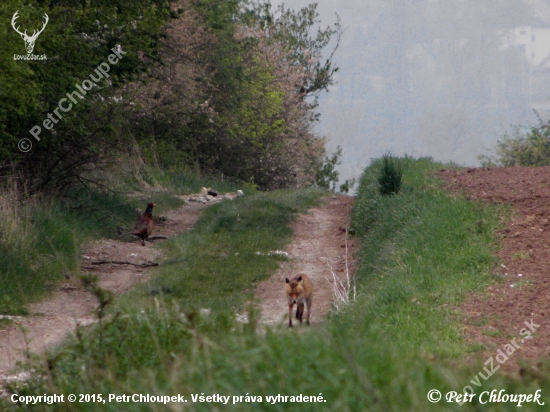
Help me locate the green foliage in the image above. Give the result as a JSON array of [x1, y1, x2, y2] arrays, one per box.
[[2, 0, 340, 194], [0, 0, 41, 159], [0, 0, 173, 193], [126, 0, 340, 190], [209, 52, 292, 188], [0, 197, 81, 313], [378, 153, 404, 195], [339, 177, 356, 194], [0, 186, 146, 314], [314, 146, 341, 190], [145, 168, 245, 196], [479, 117, 550, 166], [313, 145, 355, 193], [242, 1, 341, 96]]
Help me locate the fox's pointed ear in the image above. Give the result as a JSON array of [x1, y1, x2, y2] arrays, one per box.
[[297, 276, 302, 282], [285, 278, 290, 283]]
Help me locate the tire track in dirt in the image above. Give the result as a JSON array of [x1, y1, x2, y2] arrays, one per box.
[[256, 195, 357, 326]]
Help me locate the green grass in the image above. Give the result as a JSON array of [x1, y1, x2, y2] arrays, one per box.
[[118, 188, 325, 313], [0, 197, 82, 315], [0, 187, 165, 314], [137, 167, 250, 196], [346, 156, 504, 356], [0, 168, 244, 315], [378, 152, 404, 195], [5, 157, 550, 412]]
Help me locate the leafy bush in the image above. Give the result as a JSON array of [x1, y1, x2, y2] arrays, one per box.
[[122, 0, 342, 191], [479, 117, 550, 166], [312, 146, 356, 193]]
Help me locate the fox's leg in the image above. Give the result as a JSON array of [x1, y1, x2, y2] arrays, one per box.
[[297, 303, 304, 323], [288, 304, 294, 327], [305, 296, 312, 325]]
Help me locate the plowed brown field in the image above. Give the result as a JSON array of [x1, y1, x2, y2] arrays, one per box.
[[440, 166, 550, 374]]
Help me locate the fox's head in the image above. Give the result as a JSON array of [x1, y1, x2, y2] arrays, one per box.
[[285, 276, 304, 304]]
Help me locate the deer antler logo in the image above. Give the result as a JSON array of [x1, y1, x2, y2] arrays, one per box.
[[11, 11, 49, 55]]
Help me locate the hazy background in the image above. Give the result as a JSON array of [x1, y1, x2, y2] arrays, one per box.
[[273, 0, 550, 185]]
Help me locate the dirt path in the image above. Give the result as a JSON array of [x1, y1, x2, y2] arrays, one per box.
[[440, 166, 550, 373], [0, 194, 357, 382], [0, 201, 207, 379], [256, 195, 357, 326]]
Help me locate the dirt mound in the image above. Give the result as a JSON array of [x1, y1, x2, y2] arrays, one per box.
[[440, 166, 550, 373], [256, 195, 357, 326]]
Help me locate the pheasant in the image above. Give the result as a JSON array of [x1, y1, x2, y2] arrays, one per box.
[[132, 202, 155, 245]]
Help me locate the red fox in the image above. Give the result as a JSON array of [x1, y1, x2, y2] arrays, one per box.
[[285, 274, 313, 327]]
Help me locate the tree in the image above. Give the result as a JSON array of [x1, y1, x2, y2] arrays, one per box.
[[0, 0, 173, 193], [2, 0, 341, 192], [123, 0, 341, 189], [241, 1, 341, 98]]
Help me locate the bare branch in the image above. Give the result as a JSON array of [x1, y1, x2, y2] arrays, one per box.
[[85, 260, 158, 268]]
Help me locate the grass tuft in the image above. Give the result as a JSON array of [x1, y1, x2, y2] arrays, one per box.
[[378, 153, 404, 196]]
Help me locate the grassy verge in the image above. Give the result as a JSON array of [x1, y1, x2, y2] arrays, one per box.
[[5, 158, 550, 412], [0, 190, 162, 315], [0, 168, 243, 316], [0, 193, 79, 315], [347, 156, 502, 356]]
